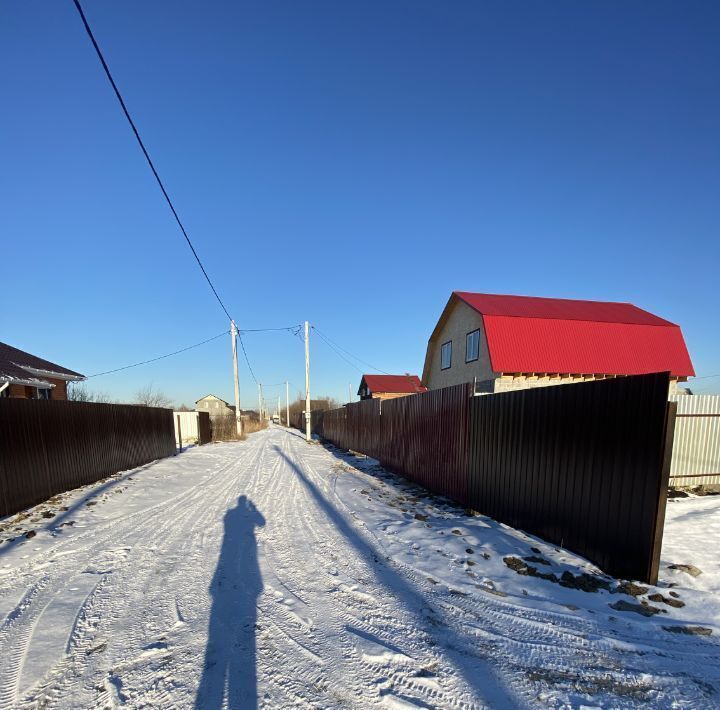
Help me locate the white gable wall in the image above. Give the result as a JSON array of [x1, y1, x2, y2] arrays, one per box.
[[423, 300, 494, 390]]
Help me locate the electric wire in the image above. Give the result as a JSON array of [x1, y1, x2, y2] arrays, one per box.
[[311, 326, 389, 375], [71, 0, 232, 321], [239, 325, 302, 334], [86, 331, 230, 378], [71, 1, 300, 386], [313, 331, 365, 374], [238, 335, 259, 385]]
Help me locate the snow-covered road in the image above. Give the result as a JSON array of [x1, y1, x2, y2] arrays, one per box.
[[0, 427, 718, 709]]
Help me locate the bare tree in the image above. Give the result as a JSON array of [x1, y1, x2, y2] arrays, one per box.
[[134, 384, 173, 408], [176, 403, 192, 412], [68, 383, 114, 403]]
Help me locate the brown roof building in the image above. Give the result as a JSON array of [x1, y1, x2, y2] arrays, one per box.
[[0, 342, 85, 400]]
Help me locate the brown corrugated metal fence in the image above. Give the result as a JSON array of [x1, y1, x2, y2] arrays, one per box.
[[467, 372, 675, 583], [315, 373, 675, 583], [198, 411, 212, 445], [320, 384, 472, 503], [0, 399, 176, 517]]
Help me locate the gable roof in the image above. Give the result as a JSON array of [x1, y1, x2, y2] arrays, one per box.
[[195, 394, 231, 405], [360, 374, 428, 395], [428, 292, 694, 378], [454, 292, 676, 326], [0, 341, 85, 387]]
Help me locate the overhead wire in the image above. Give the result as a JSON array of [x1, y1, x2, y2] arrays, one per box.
[[237, 334, 259, 385], [71, 0, 233, 323], [239, 325, 302, 334], [71, 0, 300, 386], [86, 330, 230, 378], [312, 330, 365, 374], [311, 326, 390, 375]]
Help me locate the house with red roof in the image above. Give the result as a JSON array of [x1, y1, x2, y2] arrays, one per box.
[[421, 292, 694, 396], [358, 374, 428, 401]]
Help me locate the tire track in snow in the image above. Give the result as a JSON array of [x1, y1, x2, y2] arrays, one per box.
[[45, 438, 270, 708], [264, 433, 484, 709], [295, 436, 719, 708], [4, 440, 266, 708]]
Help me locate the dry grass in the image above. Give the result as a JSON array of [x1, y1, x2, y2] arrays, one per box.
[[210, 414, 268, 442], [243, 417, 268, 435]]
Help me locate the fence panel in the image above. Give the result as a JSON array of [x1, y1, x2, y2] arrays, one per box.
[[172, 411, 212, 445], [197, 411, 212, 445], [467, 372, 675, 583], [0, 399, 176, 517], [319, 385, 472, 502], [668, 394, 720, 487]]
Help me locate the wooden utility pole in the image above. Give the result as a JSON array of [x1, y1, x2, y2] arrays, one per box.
[[285, 380, 290, 427], [304, 321, 311, 441], [259, 382, 265, 420], [230, 321, 243, 437]]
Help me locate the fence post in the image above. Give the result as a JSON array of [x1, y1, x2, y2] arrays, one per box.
[[648, 400, 677, 583], [176, 414, 182, 454]]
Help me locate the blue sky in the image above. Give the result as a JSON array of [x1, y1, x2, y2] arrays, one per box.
[[2, 1, 719, 407]]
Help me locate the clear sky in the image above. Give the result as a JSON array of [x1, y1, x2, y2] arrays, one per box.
[[2, 1, 719, 408]]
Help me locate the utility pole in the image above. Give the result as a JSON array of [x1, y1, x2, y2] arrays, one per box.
[[230, 321, 243, 437], [285, 380, 290, 427], [277, 394, 281, 421], [304, 320, 311, 441], [257, 383, 262, 420], [259, 382, 264, 420], [348, 382, 352, 405]]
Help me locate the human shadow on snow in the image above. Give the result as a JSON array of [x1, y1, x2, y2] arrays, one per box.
[[274, 445, 518, 708], [195, 495, 265, 709]]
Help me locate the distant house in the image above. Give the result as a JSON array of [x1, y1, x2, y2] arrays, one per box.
[[0, 341, 85, 400], [195, 394, 236, 417], [358, 374, 428, 401], [422, 292, 695, 396]]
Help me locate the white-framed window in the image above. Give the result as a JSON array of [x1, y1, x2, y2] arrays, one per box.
[[36, 387, 50, 400], [466, 329, 480, 362], [440, 341, 452, 370]]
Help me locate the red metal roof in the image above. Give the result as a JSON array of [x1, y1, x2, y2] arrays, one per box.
[[455, 292, 676, 326], [453, 293, 694, 378], [362, 374, 428, 394]]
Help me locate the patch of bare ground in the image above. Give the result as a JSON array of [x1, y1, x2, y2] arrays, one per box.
[[527, 667, 657, 700]]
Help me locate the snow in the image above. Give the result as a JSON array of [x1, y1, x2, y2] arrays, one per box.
[[0, 427, 718, 708]]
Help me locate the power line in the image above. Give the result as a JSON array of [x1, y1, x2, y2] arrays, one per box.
[[86, 330, 230, 378], [311, 326, 390, 375], [690, 373, 720, 380], [239, 325, 303, 334], [313, 330, 365, 374], [237, 334, 259, 385], [71, 0, 233, 322]]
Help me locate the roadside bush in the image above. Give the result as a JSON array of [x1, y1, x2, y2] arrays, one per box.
[[210, 414, 267, 442]]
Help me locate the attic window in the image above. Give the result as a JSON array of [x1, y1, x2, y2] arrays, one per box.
[[441, 341, 452, 370], [466, 329, 480, 362]]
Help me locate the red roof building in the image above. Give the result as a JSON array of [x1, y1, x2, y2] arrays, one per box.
[[422, 292, 694, 396], [358, 374, 428, 401]]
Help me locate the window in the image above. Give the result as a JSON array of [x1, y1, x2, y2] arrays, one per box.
[[36, 387, 50, 400], [440, 341, 452, 370], [466, 329, 480, 362]]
